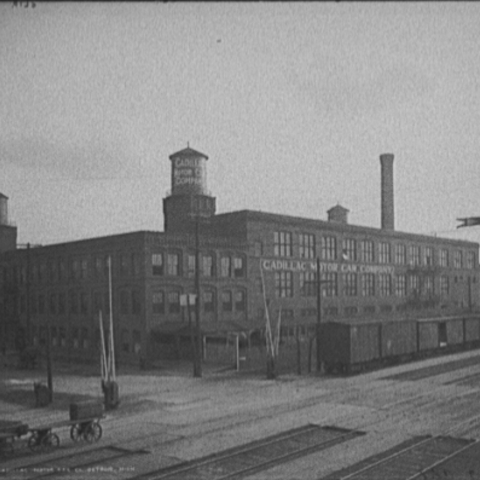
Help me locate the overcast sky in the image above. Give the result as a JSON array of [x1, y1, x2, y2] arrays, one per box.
[[2, 2, 480, 246]]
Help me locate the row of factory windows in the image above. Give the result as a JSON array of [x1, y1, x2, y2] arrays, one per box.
[[254, 232, 477, 268], [151, 289, 246, 314], [265, 271, 473, 298], [151, 251, 245, 278], [30, 325, 142, 355], [1, 251, 246, 286], [257, 298, 459, 326], [6, 288, 247, 317]]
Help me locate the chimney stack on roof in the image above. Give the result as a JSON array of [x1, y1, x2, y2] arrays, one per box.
[[380, 153, 395, 230]]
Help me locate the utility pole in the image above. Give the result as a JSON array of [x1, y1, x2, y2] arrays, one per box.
[[194, 200, 202, 377], [316, 258, 322, 373]]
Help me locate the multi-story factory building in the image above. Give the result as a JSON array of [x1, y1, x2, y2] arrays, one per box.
[[1, 148, 478, 366]]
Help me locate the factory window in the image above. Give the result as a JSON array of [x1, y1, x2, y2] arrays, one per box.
[[342, 238, 357, 261], [255, 277, 263, 294], [222, 291, 233, 311], [395, 274, 407, 297], [81, 259, 88, 279], [378, 274, 392, 296], [203, 291, 214, 313], [30, 294, 37, 314], [152, 291, 165, 314], [424, 247, 434, 266], [51, 327, 57, 347], [49, 293, 56, 314], [440, 276, 449, 295], [321, 272, 338, 297], [152, 253, 164, 276], [343, 273, 357, 296], [345, 306, 358, 316], [253, 241, 263, 257], [233, 257, 245, 277], [132, 290, 141, 314], [299, 233, 316, 259], [409, 246, 421, 266], [80, 291, 88, 315], [81, 328, 89, 349], [133, 330, 141, 355], [379, 242, 391, 264], [46, 261, 53, 283], [131, 253, 140, 276], [439, 249, 449, 267], [423, 276, 434, 296], [409, 274, 420, 296], [167, 253, 180, 276], [220, 256, 231, 277], [364, 305, 376, 314], [38, 294, 45, 314], [20, 265, 27, 284], [321, 236, 337, 261], [394, 244, 407, 265], [20, 294, 26, 314], [120, 290, 129, 314], [300, 272, 317, 297], [187, 254, 196, 278], [361, 273, 375, 296], [359, 240, 374, 263], [119, 254, 129, 276], [59, 327, 66, 347], [235, 291, 246, 311], [467, 251, 476, 269], [72, 328, 79, 349], [274, 231, 293, 257], [202, 254, 214, 277], [58, 292, 66, 314], [301, 308, 317, 317], [324, 306, 338, 316], [39, 263, 46, 283], [380, 305, 392, 313], [58, 258, 66, 281], [93, 291, 102, 315], [121, 329, 129, 353], [453, 251, 463, 269], [275, 271, 293, 297], [168, 292, 180, 314]]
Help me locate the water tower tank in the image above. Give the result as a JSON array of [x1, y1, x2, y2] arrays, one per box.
[[169, 147, 209, 196]]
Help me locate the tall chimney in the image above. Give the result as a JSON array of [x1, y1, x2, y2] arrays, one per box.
[[380, 153, 394, 230]]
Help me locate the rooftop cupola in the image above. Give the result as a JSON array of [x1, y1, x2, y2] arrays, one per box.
[[327, 204, 349, 224]]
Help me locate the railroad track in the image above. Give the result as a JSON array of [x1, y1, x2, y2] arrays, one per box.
[[129, 424, 365, 480], [320, 413, 480, 480]]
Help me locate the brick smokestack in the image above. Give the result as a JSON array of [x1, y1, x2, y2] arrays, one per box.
[[380, 153, 394, 230]]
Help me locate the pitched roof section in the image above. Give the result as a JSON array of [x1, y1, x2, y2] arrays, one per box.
[[169, 147, 208, 160]]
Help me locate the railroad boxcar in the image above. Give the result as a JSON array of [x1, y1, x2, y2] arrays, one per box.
[[464, 316, 480, 345], [320, 321, 381, 373], [380, 320, 417, 362]]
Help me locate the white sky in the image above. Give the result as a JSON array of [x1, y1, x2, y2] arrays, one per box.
[[2, 2, 480, 245]]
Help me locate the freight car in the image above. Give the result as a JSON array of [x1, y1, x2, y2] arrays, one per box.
[[319, 315, 480, 374]]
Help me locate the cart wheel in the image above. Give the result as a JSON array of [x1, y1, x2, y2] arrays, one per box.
[[42, 432, 60, 450], [28, 433, 41, 452], [70, 424, 83, 442], [83, 422, 102, 443]]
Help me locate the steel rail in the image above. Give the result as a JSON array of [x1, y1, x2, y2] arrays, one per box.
[[332, 411, 480, 480]]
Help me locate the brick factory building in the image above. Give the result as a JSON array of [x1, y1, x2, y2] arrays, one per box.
[[1, 148, 479, 368]]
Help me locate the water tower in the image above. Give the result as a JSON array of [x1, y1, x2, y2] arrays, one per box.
[[163, 147, 216, 233]]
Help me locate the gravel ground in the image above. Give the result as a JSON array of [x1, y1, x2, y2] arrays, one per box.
[[2, 350, 480, 479]]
